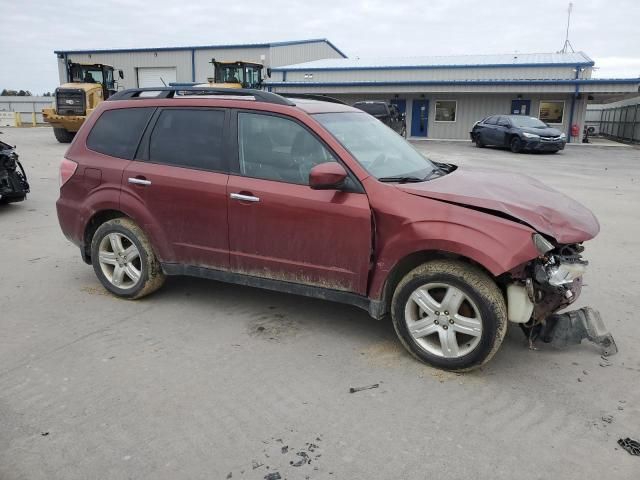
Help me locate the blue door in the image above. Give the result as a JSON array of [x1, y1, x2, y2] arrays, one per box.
[[511, 99, 531, 115], [411, 100, 429, 137]]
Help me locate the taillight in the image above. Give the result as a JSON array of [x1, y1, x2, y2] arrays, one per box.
[[60, 158, 78, 187]]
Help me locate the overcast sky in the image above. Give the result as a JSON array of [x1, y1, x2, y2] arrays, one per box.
[[2, 0, 639, 94]]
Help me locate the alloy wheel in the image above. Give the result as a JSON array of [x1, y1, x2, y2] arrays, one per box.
[[97, 232, 142, 289], [404, 282, 483, 358]]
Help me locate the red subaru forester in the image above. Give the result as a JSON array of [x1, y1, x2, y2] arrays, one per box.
[[57, 88, 600, 371]]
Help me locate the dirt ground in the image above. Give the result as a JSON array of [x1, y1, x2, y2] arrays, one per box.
[[1, 127, 639, 479]]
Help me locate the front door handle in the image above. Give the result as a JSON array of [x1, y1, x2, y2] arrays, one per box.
[[230, 192, 260, 203], [128, 177, 151, 186]]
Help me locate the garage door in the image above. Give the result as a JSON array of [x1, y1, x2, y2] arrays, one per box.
[[137, 67, 177, 88]]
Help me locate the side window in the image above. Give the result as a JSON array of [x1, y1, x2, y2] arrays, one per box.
[[87, 108, 154, 159], [497, 116, 511, 127], [148, 109, 225, 171], [484, 116, 498, 125], [237, 112, 336, 185]]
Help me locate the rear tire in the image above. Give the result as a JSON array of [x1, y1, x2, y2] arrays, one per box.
[[53, 128, 75, 143], [475, 134, 485, 148], [391, 260, 507, 371], [510, 136, 523, 153], [90, 218, 165, 299]]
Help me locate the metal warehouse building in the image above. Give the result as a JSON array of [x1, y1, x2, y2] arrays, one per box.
[[54, 39, 346, 90], [53, 39, 640, 142], [267, 52, 640, 141]]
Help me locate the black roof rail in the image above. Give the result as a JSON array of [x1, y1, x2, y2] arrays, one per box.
[[107, 87, 295, 106], [279, 93, 347, 105]]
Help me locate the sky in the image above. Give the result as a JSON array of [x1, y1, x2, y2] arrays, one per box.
[[1, 0, 639, 94]]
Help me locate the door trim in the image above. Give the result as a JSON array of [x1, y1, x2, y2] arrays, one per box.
[[161, 262, 385, 319]]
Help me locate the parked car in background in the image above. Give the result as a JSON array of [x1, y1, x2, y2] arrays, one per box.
[[57, 87, 599, 371], [353, 100, 406, 136], [0, 134, 29, 204], [470, 115, 566, 153]]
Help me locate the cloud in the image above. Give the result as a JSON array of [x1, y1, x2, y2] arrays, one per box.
[[1, 0, 638, 94]]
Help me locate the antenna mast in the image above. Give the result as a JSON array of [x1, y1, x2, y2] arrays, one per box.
[[560, 2, 575, 53]]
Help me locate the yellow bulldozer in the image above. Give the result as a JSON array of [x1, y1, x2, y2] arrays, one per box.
[[196, 59, 267, 89], [43, 62, 123, 143]]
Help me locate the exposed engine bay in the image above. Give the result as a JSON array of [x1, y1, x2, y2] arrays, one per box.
[[505, 237, 617, 356], [0, 135, 29, 204]]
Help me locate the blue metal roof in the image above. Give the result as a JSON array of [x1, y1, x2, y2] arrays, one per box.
[[272, 52, 595, 71], [54, 38, 347, 58]]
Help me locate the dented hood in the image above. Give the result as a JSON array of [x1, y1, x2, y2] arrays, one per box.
[[398, 166, 600, 244]]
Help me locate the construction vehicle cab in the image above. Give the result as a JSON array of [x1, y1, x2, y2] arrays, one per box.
[[43, 62, 124, 143], [200, 60, 265, 89]]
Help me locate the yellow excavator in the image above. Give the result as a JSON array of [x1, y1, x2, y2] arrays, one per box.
[[43, 62, 123, 143], [196, 59, 266, 89]]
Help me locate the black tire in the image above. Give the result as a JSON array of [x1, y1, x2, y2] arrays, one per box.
[[510, 136, 523, 153], [391, 259, 507, 371], [90, 217, 165, 299], [53, 128, 75, 143], [475, 134, 485, 148]]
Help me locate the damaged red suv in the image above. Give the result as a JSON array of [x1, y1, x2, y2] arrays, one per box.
[[57, 88, 602, 371]]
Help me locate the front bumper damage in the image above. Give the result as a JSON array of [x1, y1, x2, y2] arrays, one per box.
[[507, 242, 618, 356], [534, 307, 618, 356]]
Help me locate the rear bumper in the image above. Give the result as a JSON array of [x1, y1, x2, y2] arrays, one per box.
[[56, 196, 83, 246]]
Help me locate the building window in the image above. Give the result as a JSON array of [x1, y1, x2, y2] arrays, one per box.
[[539, 101, 565, 124], [434, 100, 457, 122]]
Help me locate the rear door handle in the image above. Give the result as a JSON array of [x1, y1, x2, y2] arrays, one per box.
[[230, 192, 260, 203], [128, 177, 151, 186]]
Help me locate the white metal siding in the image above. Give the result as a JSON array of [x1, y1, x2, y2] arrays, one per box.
[[269, 42, 343, 67], [137, 67, 177, 87], [280, 66, 579, 83], [59, 51, 193, 89], [193, 47, 269, 83]]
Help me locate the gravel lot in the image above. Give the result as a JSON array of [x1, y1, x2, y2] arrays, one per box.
[[1, 127, 639, 480]]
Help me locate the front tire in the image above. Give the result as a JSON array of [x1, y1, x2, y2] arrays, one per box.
[[391, 260, 507, 371], [90, 218, 165, 299], [53, 128, 75, 143], [510, 136, 523, 153]]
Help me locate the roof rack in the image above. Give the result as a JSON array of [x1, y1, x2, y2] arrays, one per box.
[[107, 87, 296, 106], [278, 93, 347, 105]]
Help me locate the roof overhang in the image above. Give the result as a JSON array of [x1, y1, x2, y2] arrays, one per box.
[[268, 78, 640, 95]]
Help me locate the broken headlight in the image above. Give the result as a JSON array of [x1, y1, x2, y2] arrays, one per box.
[[547, 261, 587, 287], [532, 233, 554, 255]]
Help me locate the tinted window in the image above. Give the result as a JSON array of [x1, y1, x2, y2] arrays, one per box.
[[484, 116, 498, 125], [238, 112, 335, 185], [149, 109, 225, 171], [497, 116, 511, 126], [87, 108, 153, 159]]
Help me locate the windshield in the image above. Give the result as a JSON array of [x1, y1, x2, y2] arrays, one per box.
[[219, 65, 243, 83], [354, 102, 387, 116], [70, 64, 104, 84], [315, 112, 436, 180], [510, 116, 548, 128]]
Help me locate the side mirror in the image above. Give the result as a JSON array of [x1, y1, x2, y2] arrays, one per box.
[[309, 162, 348, 190], [118, 70, 124, 79]]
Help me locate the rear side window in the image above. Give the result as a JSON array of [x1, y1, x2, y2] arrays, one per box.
[[484, 116, 498, 125], [148, 109, 225, 171], [87, 108, 153, 159]]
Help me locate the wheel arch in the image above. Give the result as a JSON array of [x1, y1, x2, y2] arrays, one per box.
[[378, 249, 498, 319], [82, 209, 130, 263]]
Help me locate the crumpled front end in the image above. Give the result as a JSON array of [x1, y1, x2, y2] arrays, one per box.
[[504, 236, 617, 355], [0, 140, 29, 204]]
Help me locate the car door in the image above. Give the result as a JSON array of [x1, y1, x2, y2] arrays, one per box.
[[478, 115, 498, 144], [121, 107, 230, 270], [226, 110, 372, 295], [495, 116, 512, 147]]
